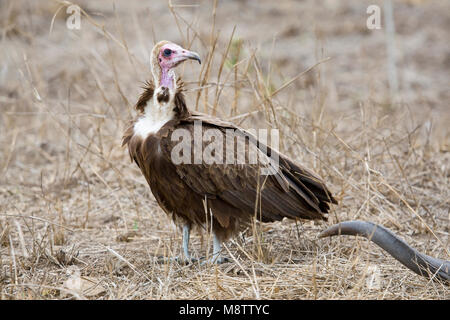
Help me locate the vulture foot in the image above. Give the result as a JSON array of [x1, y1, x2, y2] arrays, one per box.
[[201, 255, 230, 265], [156, 255, 199, 265]]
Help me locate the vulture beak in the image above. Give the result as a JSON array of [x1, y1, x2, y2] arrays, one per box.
[[179, 50, 201, 65]]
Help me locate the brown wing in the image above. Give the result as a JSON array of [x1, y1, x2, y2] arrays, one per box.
[[161, 114, 336, 227], [191, 111, 337, 209]]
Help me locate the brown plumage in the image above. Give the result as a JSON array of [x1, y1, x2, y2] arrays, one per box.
[[123, 82, 336, 238], [122, 41, 336, 263]]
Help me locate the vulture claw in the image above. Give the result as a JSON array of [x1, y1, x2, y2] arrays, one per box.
[[200, 255, 230, 265]]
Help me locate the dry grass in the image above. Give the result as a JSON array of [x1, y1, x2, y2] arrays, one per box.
[[0, 0, 449, 299]]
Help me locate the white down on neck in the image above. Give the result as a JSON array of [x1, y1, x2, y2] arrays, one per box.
[[133, 86, 175, 139]]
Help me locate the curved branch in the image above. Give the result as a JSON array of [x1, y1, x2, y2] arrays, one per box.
[[319, 220, 449, 282]]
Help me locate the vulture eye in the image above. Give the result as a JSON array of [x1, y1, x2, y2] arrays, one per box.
[[163, 49, 172, 57]]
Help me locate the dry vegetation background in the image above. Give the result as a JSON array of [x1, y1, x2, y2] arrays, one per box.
[[0, 0, 449, 299]]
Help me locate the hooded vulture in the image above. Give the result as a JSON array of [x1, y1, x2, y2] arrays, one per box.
[[122, 41, 449, 282]]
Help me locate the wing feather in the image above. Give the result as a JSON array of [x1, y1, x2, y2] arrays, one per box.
[[161, 114, 335, 223]]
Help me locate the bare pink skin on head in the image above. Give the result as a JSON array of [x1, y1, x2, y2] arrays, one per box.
[[157, 43, 201, 89]]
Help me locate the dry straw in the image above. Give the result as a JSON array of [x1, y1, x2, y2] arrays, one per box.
[[0, 0, 448, 299]]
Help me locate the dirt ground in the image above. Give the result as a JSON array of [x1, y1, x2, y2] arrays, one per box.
[[0, 0, 448, 299]]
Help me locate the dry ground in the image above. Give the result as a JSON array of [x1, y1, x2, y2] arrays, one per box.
[[0, 0, 449, 299]]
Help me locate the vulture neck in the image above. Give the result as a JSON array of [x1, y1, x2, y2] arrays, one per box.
[[154, 64, 176, 91], [133, 66, 177, 139], [159, 67, 175, 90]]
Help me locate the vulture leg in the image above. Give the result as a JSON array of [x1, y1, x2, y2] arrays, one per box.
[[182, 223, 192, 262], [157, 223, 197, 264], [201, 232, 229, 265]]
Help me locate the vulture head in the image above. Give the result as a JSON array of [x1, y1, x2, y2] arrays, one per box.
[[150, 41, 201, 90]]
